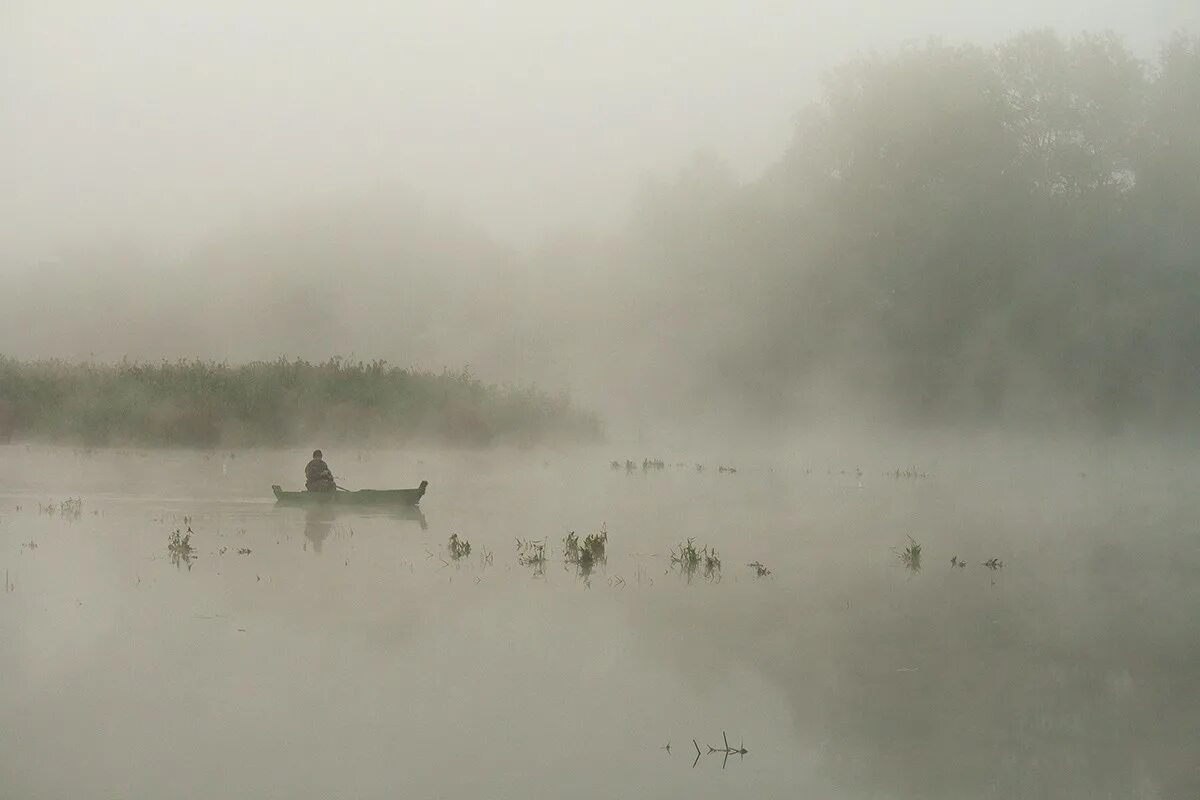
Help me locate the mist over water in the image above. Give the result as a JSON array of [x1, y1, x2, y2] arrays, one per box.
[[3, 3, 1200, 798], [2, 440, 1198, 798]]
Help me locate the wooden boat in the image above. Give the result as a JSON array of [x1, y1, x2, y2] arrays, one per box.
[[272, 480, 428, 506]]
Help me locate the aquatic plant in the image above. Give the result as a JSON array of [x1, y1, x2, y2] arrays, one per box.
[[37, 497, 83, 520], [671, 538, 720, 583], [562, 526, 607, 577], [983, 557, 1004, 570], [672, 538, 701, 575], [747, 561, 771, 577], [887, 466, 929, 479], [563, 531, 580, 564], [448, 533, 471, 561], [168, 530, 192, 553], [577, 527, 610, 579], [581, 525, 607, 563], [516, 538, 546, 576], [702, 547, 721, 580], [894, 536, 922, 572], [168, 527, 196, 569]]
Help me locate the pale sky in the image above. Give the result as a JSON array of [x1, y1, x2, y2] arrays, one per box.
[[3, 0, 1196, 261]]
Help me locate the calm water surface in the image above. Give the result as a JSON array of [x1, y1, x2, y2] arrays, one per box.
[[1, 442, 1197, 799]]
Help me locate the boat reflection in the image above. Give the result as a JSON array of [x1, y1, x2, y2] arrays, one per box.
[[303, 507, 335, 553], [379, 504, 428, 530], [296, 504, 428, 554]]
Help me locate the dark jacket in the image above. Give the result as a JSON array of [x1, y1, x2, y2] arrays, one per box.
[[305, 458, 334, 489]]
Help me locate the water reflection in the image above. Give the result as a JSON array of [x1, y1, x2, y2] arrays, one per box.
[[629, 531, 1200, 800], [6, 445, 1198, 800], [303, 507, 335, 554], [387, 505, 428, 530], [294, 504, 428, 554]]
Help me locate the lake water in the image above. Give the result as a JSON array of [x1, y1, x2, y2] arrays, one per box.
[[1, 439, 1197, 799]]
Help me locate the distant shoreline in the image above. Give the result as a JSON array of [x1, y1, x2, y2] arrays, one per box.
[[0, 357, 603, 448]]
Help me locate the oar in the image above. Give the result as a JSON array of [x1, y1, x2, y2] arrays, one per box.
[[335, 483, 351, 492]]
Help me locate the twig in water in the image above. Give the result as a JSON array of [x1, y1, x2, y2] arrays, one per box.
[[705, 731, 749, 769]]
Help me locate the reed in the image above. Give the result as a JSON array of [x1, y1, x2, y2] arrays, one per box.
[[0, 356, 602, 447]]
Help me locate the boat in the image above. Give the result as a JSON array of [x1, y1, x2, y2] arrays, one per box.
[[272, 480, 428, 506]]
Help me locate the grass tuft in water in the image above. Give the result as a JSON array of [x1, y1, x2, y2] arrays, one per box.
[[448, 533, 472, 561], [894, 536, 922, 572], [672, 538, 701, 575], [516, 538, 547, 576], [887, 466, 929, 479], [582, 525, 607, 563], [748, 561, 772, 578], [38, 497, 83, 521], [703, 547, 721, 580], [168, 527, 197, 569], [576, 525, 610, 579], [563, 531, 580, 564], [671, 538, 721, 583]]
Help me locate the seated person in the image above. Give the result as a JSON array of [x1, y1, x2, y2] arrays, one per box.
[[305, 449, 336, 492]]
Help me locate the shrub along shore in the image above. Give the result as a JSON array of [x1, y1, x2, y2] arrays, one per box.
[[0, 357, 602, 447]]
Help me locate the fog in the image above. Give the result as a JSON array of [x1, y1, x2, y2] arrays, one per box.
[[4, 1, 1194, 258], [4, 7, 1200, 797], [5, 15, 1199, 441]]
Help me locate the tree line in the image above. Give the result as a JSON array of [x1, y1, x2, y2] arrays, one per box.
[[629, 31, 1200, 430]]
